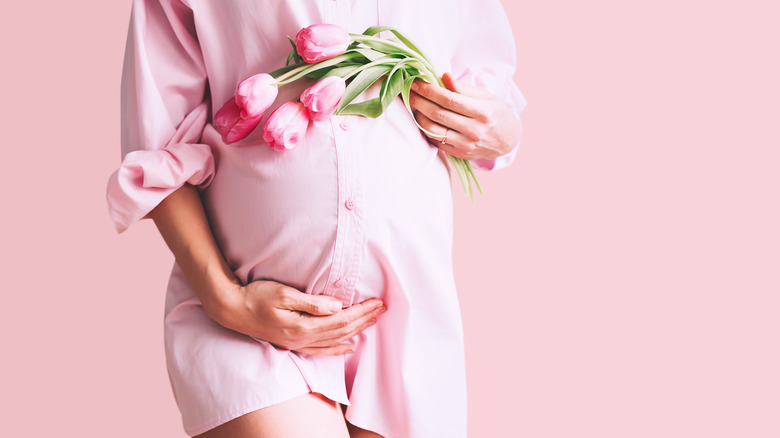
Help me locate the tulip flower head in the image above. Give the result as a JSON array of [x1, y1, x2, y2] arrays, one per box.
[[214, 97, 263, 144], [217, 24, 482, 196], [295, 24, 350, 63], [300, 76, 346, 121], [236, 73, 278, 119], [262, 101, 310, 152]]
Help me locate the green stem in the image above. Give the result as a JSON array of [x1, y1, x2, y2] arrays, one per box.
[[350, 34, 438, 77], [343, 55, 400, 80], [449, 156, 470, 197], [273, 63, 311, 84], [407, 59, 442, 87]]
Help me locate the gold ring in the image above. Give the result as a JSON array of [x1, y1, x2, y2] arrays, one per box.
[[442, 128, 449, 144]]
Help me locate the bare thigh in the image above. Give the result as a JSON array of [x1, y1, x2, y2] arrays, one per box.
[[196, 393, 350, 438], [347, 422, 385, 438]]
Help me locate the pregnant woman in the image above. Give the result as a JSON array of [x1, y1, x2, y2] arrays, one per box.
[[107, 1, 525, 437]]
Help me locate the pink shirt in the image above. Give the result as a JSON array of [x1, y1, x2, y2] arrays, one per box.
[[107, 0, 525, 436]]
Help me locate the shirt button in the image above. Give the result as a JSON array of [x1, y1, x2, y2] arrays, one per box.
[[334, 278, 348, 288], [340, 120, 350, 131], [345, 199, 356, 210]]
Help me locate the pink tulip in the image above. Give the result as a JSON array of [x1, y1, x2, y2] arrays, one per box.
[[262, 101, 310, 152], [214, 96, 263, 144], [300, 76, 346, 121], [235, 73, 278, 119], [295, 24, 350, 63]]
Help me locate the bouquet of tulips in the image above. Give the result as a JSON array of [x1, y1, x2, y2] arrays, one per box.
[[214, 24, 481, 198]]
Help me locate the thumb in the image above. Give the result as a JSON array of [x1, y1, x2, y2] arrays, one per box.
[[284, 290, 343, 315], [442, 72, 493, 99]]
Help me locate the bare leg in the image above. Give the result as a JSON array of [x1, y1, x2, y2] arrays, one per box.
[[347, 421, 386, 438], [196, 393, 350, 438]]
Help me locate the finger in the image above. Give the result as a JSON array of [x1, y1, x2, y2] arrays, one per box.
[[441, 72, 495, 99], [430, 140, 473, 161], [409, 91, 479, 139], [304, 315, 377, 348], [279, 288, 343, 316], [301, 299, 386, 340], [296, 343, 356, 357], [410, 80, 484, 119], [413, 110, 469, 150]]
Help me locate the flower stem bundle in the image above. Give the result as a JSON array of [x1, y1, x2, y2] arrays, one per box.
[[215, 24, 482, 199]]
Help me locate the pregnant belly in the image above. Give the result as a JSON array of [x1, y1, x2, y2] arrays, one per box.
[[199, 99, 453, 302]]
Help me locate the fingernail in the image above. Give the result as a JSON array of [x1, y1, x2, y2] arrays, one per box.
[[410, 81, 419, 91]]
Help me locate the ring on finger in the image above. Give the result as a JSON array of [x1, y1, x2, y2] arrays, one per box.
[[442, 128, 450, 144]]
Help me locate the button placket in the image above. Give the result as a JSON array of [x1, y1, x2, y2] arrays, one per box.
[[324, 115, 366, 307], [323, 0, 349, 28]]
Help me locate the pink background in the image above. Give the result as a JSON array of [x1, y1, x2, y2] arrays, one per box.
[[2, 1, 778, 436]]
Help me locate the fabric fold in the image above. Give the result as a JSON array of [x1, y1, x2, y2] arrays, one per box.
[[449, 0, 527, 173], [106, 142, 215, 233]]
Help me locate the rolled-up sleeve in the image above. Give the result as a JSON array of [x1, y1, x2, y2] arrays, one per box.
[[106, 0, 214, 233], [450, 0, 527, 172]]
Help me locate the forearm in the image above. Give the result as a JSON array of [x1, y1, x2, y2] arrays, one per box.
[[147, 184, 386, 356], [148, 183, 239, 324]]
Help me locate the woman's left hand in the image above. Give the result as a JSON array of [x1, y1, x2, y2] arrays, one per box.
[[409, 72, 522, 161]]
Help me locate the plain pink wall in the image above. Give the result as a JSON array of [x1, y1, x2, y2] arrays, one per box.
[[1, 1, 777, 436]]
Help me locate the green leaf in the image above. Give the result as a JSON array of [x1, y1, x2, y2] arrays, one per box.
[[275, 52, 366, 84], [381, 59, 414, 99], [270, 63, 303, 78], [338, 99, 384, 118], [346, 48, 386, 62], [361, 25, 387, 36], [400, 75, 417, 117], [344, 54, 405, 79], [379, 68, 405, 111], [303, 69, 330, 80], [353, 39, 411, 56], [404, 66, 421, 77], [302, 63, 360, 79], [322, 65, 362, 78], [285, 36, 301, 66], [361, 26, 436, 72], [336, 65, 392, 112]]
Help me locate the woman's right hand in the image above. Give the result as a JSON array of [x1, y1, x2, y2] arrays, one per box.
[[214, 280, 387, 356], [150, 184, 386, 358]]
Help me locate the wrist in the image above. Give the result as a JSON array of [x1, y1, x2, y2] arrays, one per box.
[[195, 264, 243, 327]]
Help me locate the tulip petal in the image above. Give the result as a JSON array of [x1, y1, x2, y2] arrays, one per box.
[[262, 101, 309, 152], [236, 73, 278, 118], [214, 96, 263, 144], [301, 76, 346, 121], [295, 24, 350, 63]]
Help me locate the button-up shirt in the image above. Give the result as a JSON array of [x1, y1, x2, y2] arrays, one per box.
[[107, 0, 526, 436]]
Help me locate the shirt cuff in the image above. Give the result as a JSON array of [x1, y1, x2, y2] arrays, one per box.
[[106, 143, 215, 233], [470, 142, 520, 172]]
